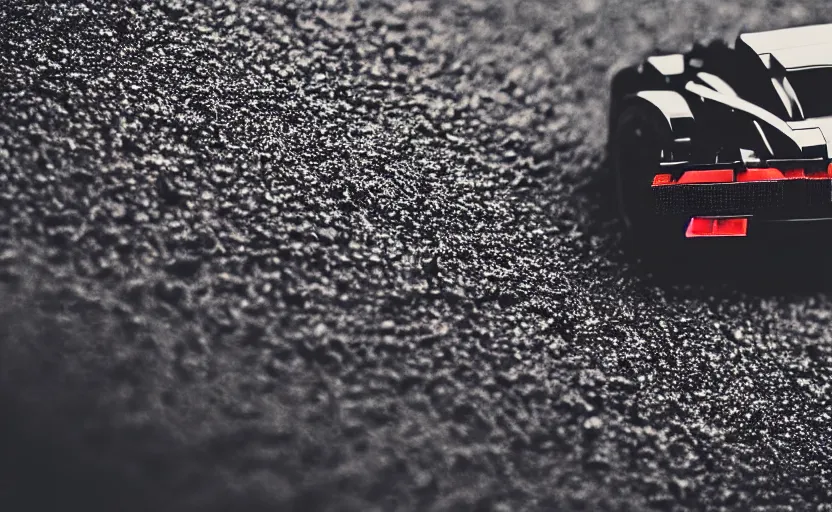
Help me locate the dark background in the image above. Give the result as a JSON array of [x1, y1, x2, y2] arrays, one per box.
[[2, 1, 832, 510]]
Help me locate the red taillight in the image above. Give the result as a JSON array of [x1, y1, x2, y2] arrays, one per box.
[[652, 170, 735, 187], [652, 173, 673, 186], [685, 217, 748, 238], [736, 167, 785, 182], [676, 169, 734, 184], [652, 163, 832, 187], [806, 164, 832, 179]]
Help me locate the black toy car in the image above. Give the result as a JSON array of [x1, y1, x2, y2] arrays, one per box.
[[610, 23, 832, 243]]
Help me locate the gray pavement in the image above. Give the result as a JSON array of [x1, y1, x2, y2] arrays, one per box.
[[1, 1, 831, 510]]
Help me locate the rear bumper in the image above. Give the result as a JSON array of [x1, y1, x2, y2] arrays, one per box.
[[653, 179, 832, 218]]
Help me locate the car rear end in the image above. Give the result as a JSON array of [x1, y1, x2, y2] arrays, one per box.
[[651, 160, 832, 239]]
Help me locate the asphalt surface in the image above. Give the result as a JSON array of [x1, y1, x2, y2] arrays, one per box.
[[2, 1, 832, 510]]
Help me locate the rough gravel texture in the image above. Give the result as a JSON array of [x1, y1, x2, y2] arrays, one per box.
[[2, 1, 832, 511]]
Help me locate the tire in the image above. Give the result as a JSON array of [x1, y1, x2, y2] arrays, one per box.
[[612, 103, 687, 262]]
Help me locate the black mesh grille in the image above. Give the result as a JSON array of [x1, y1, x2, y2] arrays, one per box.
[[653, 180, 832, 217]]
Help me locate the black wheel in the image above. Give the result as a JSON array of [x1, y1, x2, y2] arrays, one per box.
[[612, 104, 687, 259]]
